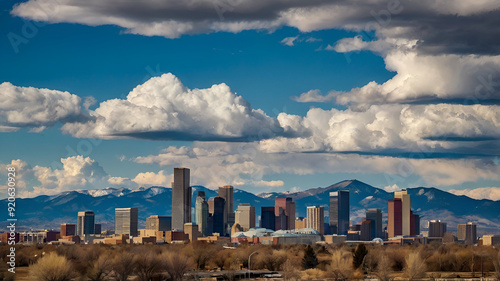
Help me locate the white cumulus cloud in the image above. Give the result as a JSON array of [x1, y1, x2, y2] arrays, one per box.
[[132, 170, 171, 187], [62, 73, 282, 141], [0, 82, 83, 132]]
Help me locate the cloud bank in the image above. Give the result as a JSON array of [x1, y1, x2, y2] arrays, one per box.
[[0, 82, 83, 132], [61, 73, 283, 141]]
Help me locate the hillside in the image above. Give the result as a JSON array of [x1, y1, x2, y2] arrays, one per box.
[[1, 180, 499, 234]]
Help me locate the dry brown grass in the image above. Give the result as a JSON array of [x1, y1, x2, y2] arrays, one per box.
[[28, 252, 74, 281]]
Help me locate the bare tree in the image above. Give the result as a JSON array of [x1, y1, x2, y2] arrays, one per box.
[[257, 250, 287, 271], [375, 254, 393, 281], [328, 249, 353, 281], [134, 251, 164, 281], [111, 252, 135, 281], [28, 252, 74, 281], [404, 252, 427, 280], [282, 258, 301, 281], [188, 241, 214, 270], [492, 251, 500, 281], [211, 249, 232, 270], [87, 254, 113, 281], [163, 251, 193, 281]]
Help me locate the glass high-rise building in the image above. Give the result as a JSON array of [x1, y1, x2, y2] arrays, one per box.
[[172, 168, 191, 231], [261, 206, 276, 230], [195, 191, 208, 236], [329, 191, 350, 235], [209, 196, 226, 236], [115, 208, 139, 237], [366, 208, 383, 239], [218, 185, 234, 234], [77, 211, 95, 237], [274, 198, 295, 230]]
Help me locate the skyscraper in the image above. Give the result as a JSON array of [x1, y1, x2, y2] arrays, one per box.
[[394, 190, 411, 236], [172, 168, 191, 231], [360, 219, 372, 241], [428, 220, 447, 237], [94, 224, 101, 235], [195, 191, 209, 236], [218, 185, 234, 234], [77, 211, 95, 237], [235, 203, 255, 231], [306, 206, 324, 235], [388, 198, 402, 238], [366, 208, 382, 239], [115, 208, 139, 237], [209, 196, 226, 235], [458, 222, 477, 245], [329, 191, 350, 235], [412, 213, 420, 235], [275, 198, 295, 230], [261, 206, 275, 230], [146, 215, 172, 231]]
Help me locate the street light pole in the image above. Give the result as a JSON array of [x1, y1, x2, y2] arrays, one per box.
[[248, 251, 258, 280]]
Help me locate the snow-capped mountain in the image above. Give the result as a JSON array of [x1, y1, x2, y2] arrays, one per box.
[[2, 180, 499, 234]]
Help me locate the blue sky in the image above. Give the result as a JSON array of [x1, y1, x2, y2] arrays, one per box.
[[1, 0, 499, 200]]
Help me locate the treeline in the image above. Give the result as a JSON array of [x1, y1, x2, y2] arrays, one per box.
[[1, 242, 500, 280]]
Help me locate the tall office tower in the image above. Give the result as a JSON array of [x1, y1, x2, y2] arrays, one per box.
[[275, 198, 295, 230], [366, 208, 383, 239], [261, 207, 276, 230], [458, 222, 477, 245], [195, 191, 209, 236], [413, 213, 420, 235], [77, 211, 95, 236], [394, 190, 411, 236], [94, 224, 101, 235], [146, 215, 172, 231], [235, 203, 255, 231], [172, 168, 191, 231], [428, 220, 447, 237], [218, 186, 234, 234], [306, 206, 325, 235], [61, 224, 76, 236], [289, 202, 296, 229], [360, 219, 372, 241], [115, 208, 139, 237], [329, 191, 350, 235], [388, 198, 402, 238], [275, 207, 287, 230], [209, 196, 226, 236]]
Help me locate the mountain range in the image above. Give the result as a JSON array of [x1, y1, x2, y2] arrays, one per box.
[[2, 180, 499, 234]]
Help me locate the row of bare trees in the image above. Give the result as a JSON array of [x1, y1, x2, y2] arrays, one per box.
[[1, 242, 499, 281], [27, 246, 193, 281]]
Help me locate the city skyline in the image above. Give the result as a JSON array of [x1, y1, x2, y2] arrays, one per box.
[[46, 168, 490, 244], [1, 0, 500, 201], [7, 167, 496, 249]]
